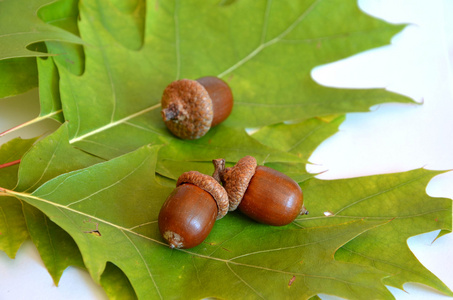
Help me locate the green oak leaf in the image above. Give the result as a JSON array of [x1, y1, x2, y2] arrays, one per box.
[[5, 145, 398, 300], [252, 115, 345, 159], [36, 56, 65, 123], [157, 126, 304, 175], [0, 137, 37, 258], [298, 169, 453, 296], [154, 116, 338, 182], [0, 57, 63, 137], [0, 137, 37, 189], [264, 161, 315, 184], [34, 0, 84, 124], [0, 196, 27, 259], [16, 124, 103, 192], [4, 124, 137, 289], [9, 124, 102, 283], [37, 0, 84, 76], [0, 58, 38, 99], [253, 118, 452, 295], [0, 0, 81, 133], [53, 0, 411, 162], [0, 125, 101, 282], [100, 262, 137, 300], [22, 203, 85, 284], [0, 0, 82, 100], [0, 127, 98, 282], [1, 0, 451, 298], [0, 0, 81, 60], [2, 131, 451, 298], [244, 115, 345, 184], [31, 0, 83, 124]]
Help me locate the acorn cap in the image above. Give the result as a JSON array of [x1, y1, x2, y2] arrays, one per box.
[[161, 79, 213, 140], [215, 156, 257, 211], [177, 171, 229, 219]]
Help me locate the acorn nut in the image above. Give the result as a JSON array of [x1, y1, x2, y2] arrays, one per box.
[[158, 171, 228, 249], [213, 156, 308, 226], [161, 76, 234, 139]]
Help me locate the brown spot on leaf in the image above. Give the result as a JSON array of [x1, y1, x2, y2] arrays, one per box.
[[288, 276, 296, 287], [85, 229, 102, 236], [83, 219, 102, 236]]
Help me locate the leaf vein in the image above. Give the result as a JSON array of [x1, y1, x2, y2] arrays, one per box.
[[69, 103, 161, 144], [3, 190, 389, 292], [288, 122, 326, 152], [122, 230, 163, 300], [217, 0, 322, 78], [226, 262, 266, 299], [34, 170, 91, 200], [341, 246, 430, 279], [334, 174, 428, 215], [66, 156, 149, 207], [23, 133, 64, 193]]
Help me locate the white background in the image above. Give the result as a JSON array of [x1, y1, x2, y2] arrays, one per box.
[[0, 0, 452, 299]]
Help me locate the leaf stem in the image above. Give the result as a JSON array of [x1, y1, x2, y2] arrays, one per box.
[[69, 103, 161, 144], [0, 159, 21, 169], [0, 110, 62, 138], [212, 158, 225, 183], [0, 187, 15, 196]]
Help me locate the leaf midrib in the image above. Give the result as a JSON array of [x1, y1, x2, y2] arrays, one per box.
[[217, 0, 323, 79], [69, 103, 161, 143], [64, 0, 404, 147], [2, 188, 394, 299], [4, 189, 378, 271]]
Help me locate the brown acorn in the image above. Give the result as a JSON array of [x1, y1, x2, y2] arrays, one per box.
[[212, 156, 308, 226], [161, 76, 233, 139], [158, 171, 228, 249]]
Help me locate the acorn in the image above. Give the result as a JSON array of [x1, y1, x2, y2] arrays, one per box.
[[212, 156, 308, 226], [158, 171, 228, 249], [161, 76, 234, 139]]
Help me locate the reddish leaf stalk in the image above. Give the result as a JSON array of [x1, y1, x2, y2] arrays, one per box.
[[0, 121, 31, 137], [0, 110, 62, 138], [0, 159, 21, 169], [0, 187, 7, 195]]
